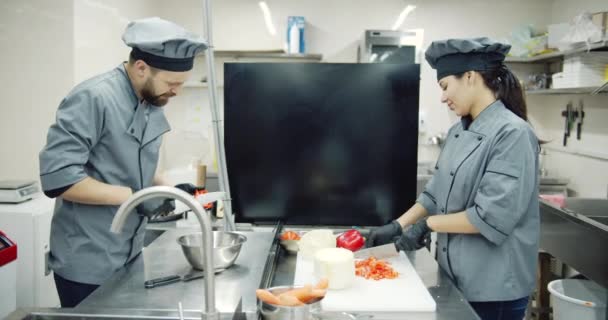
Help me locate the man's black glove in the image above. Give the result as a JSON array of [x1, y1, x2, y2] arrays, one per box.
[[394, 218, 432, 251], [366, 220, 403, 247], [136, 198, 176, 219], [174, 183, 205, 195]]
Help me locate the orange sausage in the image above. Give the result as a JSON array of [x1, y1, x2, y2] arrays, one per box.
[[310, 289, 326, 298], [299, 288, 327, 304], [280, 284, 312, 302], [314, 278, 329, 290], [278, 294, 304, 306], [256, 289, 281, 305]]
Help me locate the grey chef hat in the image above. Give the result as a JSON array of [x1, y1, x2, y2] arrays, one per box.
[[122, 17, 208, 72], [425, 37, 511, 80]]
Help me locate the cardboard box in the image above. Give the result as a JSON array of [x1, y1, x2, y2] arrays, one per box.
[[592, 12, 608, 39]]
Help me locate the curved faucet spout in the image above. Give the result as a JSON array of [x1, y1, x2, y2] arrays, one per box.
[[110, 186, 219, 320]]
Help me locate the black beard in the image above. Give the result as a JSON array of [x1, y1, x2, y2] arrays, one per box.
[[141, 87, 170, 106], [141, 78, 175, 106]]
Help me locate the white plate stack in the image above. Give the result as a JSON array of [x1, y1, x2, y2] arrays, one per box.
[[553, 52, 608, 88]]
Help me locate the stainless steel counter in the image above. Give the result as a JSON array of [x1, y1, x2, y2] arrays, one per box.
[[270, 242, 480, 320], [78, 229, 273, 318], [70, 227, 478, 320]]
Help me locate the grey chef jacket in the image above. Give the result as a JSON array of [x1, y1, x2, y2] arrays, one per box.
[[417, 100, 540, 302], [39, 64, 170, 285]]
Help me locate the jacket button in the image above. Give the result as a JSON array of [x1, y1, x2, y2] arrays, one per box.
[[442, 247, 447, 252], [440, 208, 445, 213], [435, 165, 439, 170], [130, 128, 135, 134], [455, 134, 459, 138], [477, 136, 483, 141], [450, 171, 454, 176]]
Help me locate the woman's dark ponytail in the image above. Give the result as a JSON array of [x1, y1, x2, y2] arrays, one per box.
[[478, 65, 528, 121], [477, 65, 546, 144]]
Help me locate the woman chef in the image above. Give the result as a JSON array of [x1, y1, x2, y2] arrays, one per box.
[[367, 38, 540, 320]]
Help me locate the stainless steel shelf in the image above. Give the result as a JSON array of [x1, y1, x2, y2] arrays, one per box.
[[183, 81, 207, 88], [543, 145, 608, 161], [505, 41, 608, 63], [187, 50, 322, 89], [198, 49, 323, 61], [525, 85, 608, 95], [183, 82, 224, 88], [591, 81, 608, 95]]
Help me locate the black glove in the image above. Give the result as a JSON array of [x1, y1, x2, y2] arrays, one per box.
[[136, 198, 176, 219], [394, 218, 431, 251], [174, 183, 205, 195], [366, 220, 403, 247]]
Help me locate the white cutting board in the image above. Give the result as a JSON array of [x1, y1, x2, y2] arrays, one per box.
[[293, 251, 436, 312]]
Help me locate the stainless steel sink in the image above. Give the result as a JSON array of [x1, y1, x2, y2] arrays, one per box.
[[563, 198, 608, 217], [6, 308, 242, 320], [540, 197, 608, 289], [7, 309, 174, 320], [563, 198, 608, 227], [143, 229, 165, 247], [590, 216, 608, 225], [22, 316, 156, 319]]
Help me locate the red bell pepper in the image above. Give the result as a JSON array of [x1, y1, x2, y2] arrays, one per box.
[[336, 229, 365, 251], [194, 189, 214, 210]]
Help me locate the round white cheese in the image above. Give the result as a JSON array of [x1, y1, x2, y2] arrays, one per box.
[[313, 247, 355, 290], [298, 229, 336, 260]]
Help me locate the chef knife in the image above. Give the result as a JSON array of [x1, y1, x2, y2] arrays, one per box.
[[577, 100, 584, 140], [353, 243, 399, 260], [144, 270, 206, 289]]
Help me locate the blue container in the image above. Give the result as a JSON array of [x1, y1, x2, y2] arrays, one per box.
[[287, 16, 305, 54]]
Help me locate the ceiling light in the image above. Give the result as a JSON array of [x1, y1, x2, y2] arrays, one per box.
[[392, 5, 416, 31], [258, 1, 277, 36]]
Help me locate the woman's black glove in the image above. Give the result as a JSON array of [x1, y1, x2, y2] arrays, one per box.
[[394, 218, 431, 251], [366, 220, 403, 247]]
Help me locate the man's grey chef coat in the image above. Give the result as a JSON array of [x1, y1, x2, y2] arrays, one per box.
[[39, 64, 170, 285], [417, 100, 540, 302]]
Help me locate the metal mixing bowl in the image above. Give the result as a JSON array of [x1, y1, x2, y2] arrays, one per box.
[[258, 285, 323, 320], [177, 231, 247, 271], [259, 285, 362, 320]]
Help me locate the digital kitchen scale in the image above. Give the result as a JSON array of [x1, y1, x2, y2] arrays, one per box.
[[0, 180, 40, 203]]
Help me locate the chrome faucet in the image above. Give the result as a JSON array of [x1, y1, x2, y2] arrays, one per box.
[[110, 186, 221, 320]]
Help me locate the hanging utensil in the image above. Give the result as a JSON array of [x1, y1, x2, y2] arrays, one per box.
[[562, 101, 574, 146], [577, 99, 585, 140]]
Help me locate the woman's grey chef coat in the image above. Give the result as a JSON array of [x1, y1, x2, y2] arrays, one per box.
[[39, 64, 170, 285], [417, 100, 540, 302]]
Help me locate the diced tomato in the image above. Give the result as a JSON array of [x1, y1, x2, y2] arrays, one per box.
[[280, 230, 301, 241], [354, 256, 399, 280]]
